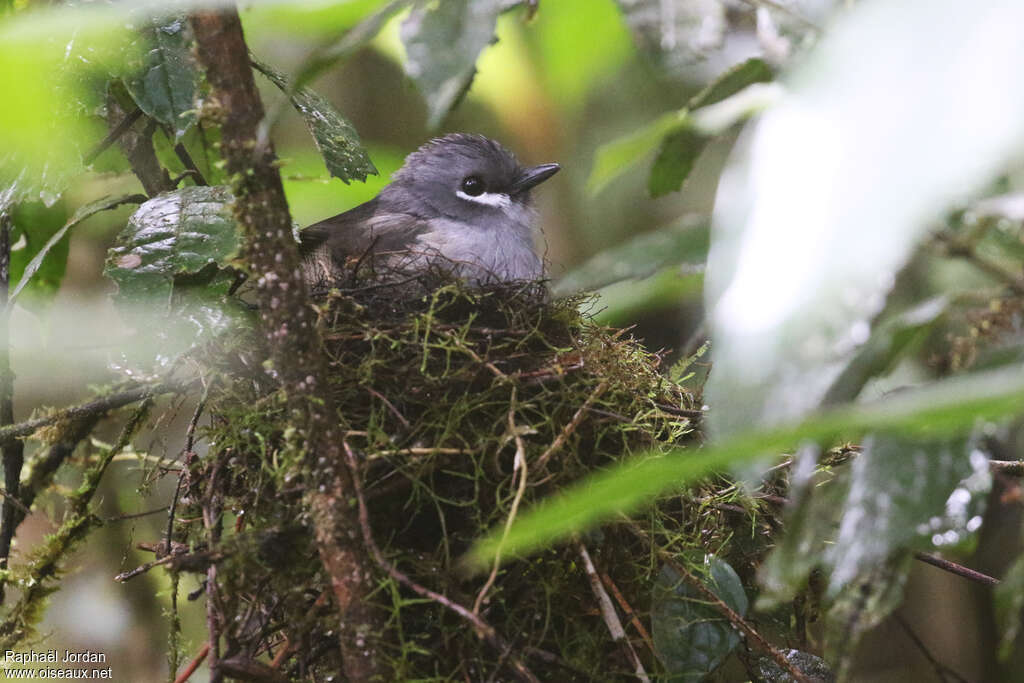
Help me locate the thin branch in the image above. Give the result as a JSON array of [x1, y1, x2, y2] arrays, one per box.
[[913, 551, 999, 587], [0, 210, 23, 588], [173, 642, 210, 683], [0, 382, 181, 443], [576, 541, 650, 682], [535, 380, 607, 470], [85, 105, 143, 164], [894, 613, 971, 683], [600, 571, 654, 651], [475, 390, 530, 614], [934, 230, 1024, 296], [343, 441, 540, 683], [990, 459, 1024, 476]]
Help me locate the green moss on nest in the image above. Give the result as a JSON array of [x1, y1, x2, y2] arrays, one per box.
[[177, 280, 764, 680]]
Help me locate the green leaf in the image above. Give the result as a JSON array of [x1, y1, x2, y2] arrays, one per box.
[[466, 364, 1024, 569], [652, 556, 748, 681], [8, 194, 147, 310], [400, 0, 503, 130], [124, 16, 198, 141], [587, 111, 683, 196], [253, 59, 377, 183], [104, 186, 240, 307], [553, 215, 709, 295], [648, 59, 774, 197], [589, 58, 774, 196], [648, 128, 707, 198]]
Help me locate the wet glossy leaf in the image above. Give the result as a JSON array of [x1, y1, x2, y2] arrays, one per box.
[[652, 556, 748, 681], [125, 16, 198, 141], [554, 216, 709, 295], [400, 0, 503, 129], [104, 186, 240, 307], [253, 59, 377, 183], [468, 364, 1024, 568]]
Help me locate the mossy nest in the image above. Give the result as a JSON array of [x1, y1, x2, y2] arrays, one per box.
[[172, 279, 762, 681]]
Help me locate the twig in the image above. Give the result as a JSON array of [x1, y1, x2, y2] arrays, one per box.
[[113, 553, 178, 582], [576, 542, 650, 682], [342, 441, 540, 683], [600, 570, 654, 650], [0, 211, 23, 591], [990, 460, 1024, 476], [173, 642, 210, 683], [913, 551, 999, 587], [625, 522, 812, 683], [894, 613, 971, 683], [85, 106, 143, 164], [202, 452, 224, 683], [168, 393, 208, 556], [104, 506, 168, 523], [934, 230, 1024, 295], [475, 390, 530, 614], [535, 381, 607, 470], [173, 141, 209, 186], [0, 382, 183, 443]]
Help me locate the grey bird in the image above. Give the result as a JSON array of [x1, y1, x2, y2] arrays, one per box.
[[299, 134, 560, 288]]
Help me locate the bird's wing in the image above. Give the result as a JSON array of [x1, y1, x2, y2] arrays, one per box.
[[299, 198, 427, 259]]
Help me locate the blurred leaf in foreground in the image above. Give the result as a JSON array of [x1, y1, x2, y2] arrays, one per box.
[[705, 1, 1024, 439], [400, 0, 503, 129], [466, 364, 1024, 568]]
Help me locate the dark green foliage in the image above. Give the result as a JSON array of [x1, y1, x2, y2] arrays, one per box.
[[652, 555, 748, 681]]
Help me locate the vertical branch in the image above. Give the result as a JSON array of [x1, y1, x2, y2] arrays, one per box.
[[188, 7, 386, 680], [0, 210, 24, 601]]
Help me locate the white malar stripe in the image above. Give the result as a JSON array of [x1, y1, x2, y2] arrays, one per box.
[[456, 190, 511, 209]]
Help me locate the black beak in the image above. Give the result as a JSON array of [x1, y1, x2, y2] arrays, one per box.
[[510, 163, 560, 195]]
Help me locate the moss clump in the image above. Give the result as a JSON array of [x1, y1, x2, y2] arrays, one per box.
[[174, 279, 759, 681]]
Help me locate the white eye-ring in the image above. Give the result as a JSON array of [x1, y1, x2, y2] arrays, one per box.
[[456, 190, 511, 208]]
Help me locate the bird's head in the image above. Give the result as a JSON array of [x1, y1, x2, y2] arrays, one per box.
[[387, 133, 560, 222]]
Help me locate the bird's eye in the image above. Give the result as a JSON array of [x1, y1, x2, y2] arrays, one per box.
[[461, 175, 485, 196]]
